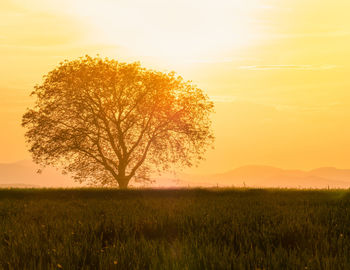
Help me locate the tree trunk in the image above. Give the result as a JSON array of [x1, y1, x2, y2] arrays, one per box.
[[117, 176, 130, 189], [118, 181, 128, 189]]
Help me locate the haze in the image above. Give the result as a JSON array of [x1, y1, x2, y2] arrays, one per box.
[[1, 0, 350, 183]]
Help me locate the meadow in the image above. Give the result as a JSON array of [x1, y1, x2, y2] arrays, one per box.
[[0, 188, 349, 269]]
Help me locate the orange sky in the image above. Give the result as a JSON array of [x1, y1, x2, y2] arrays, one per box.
[[1, 0, 350, 174]]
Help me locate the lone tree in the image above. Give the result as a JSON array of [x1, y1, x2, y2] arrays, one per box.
[[22, 56, 214, 188]]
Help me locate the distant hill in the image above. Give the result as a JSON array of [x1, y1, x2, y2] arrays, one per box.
[[163, 165, 350, 188], [0, 183, 41, 188], [0, 160, 83, 188], [309, 167, 350, 183], [0, 161, 350, 188]]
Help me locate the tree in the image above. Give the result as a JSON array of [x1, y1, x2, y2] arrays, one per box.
[[22, 56, 214, 188]]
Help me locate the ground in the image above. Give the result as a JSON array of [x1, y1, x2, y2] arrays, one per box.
[[0, 188, 349, 269]]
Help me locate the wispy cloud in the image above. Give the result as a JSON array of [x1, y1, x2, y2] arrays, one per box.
[[255, 5, 277, 10], [239, 65, 338, 71], [275, 103, 343, 113], [209, 95, 236, 103], [271, 31, 350, 39], [186, 58, 233, 64]]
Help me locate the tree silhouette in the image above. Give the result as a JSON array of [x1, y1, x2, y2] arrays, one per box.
[[22, 56, 214, 188]]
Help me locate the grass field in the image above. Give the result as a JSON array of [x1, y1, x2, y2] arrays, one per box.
[[0, 188, 349, 269]]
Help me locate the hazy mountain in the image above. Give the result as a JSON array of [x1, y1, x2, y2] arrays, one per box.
[[309, 167, 350, 183], [0, 160, 83, 188], [162, 165, 350, 188], [0, 161, 350, 188]]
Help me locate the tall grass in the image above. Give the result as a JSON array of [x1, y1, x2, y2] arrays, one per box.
[[0, 188, 349, 269]]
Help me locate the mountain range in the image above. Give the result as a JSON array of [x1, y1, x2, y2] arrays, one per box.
[[160, 165, 350, 188], [0, 160, 81, 188], [0, 160, 349, 188]]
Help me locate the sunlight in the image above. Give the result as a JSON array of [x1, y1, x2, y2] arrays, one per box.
[[3, 0, 350, 175], [68, 0, 259, 62]]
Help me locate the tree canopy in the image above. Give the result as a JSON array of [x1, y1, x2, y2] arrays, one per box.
[[22, 56, 214, 188]]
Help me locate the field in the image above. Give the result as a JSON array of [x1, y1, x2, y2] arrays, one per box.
[[0, 188, 350, 269]]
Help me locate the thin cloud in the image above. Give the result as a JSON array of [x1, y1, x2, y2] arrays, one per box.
[[186, 58, 233, 64], [239, 65, 338, 71], [271, 31, 350, 39], [255, 5, 277, 9], [209, 95, 236, 103], [275, 103, 343, 113]]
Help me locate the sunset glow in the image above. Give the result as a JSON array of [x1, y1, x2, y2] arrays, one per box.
[[1, 0, 350, 179]]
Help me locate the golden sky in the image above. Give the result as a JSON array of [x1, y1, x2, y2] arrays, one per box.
[[1, 0, 350, 173]]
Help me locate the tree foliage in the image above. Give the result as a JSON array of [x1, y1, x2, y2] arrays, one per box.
[[22, 56, 214, 188]]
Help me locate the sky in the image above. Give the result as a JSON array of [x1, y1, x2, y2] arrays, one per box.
[[1, 0, 350, 174]]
